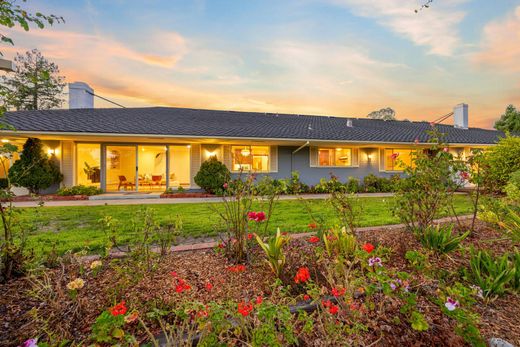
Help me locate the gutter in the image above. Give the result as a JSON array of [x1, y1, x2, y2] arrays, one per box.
[[292, 141, 310, 154]]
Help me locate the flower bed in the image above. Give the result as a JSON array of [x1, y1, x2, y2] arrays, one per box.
[[1, 220, 519, 346]]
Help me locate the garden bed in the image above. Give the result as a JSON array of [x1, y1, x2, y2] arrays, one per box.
[[1, 219, 519, 346]]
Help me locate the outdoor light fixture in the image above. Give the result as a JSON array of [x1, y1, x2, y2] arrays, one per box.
[[367, 153, 372, 162], [186, 145, 191, 148], [241, 147, 251, 156], [1, 139, 9, 143], [47, 149, 55, 156]]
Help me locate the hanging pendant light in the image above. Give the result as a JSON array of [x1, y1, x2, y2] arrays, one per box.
[[241, 147, 251, 156]]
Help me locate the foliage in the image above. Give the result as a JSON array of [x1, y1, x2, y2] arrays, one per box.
[[415, 224, 469, 254], [0, 1, 63, 55], [0, 142, 35, 282], [254, 228, 290, 277], [9, 138, 62, 194], [345, 176, 361, 193], [327, 190, 362, 232], [362, 173, 397, 193], [405, 250, 429, 271], [0, 49, 66, 110], [367, 107, 396, 120], [56, 185, 102, 196], [393, 128, 465, 230], [194, 156, 230, 194], [481, 134, 520, 193], [466, 248, 514, 299], [322, 226, 357, 259], [494, 104, 520, 133], [90, 310, 132, 344]]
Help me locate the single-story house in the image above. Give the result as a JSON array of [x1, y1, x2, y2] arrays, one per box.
[[0, 82, 504, 193]]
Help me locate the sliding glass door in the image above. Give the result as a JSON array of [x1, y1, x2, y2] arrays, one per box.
[[137, 145, 167, 191], [105, 145, 137, 192]]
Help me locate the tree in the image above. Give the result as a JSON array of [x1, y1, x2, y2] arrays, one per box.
[[367, 107, 396, 121], [8, 137, 62, 194], [0, 49, 66, 110], [494, 105, 520, 133], [0, 1, 63, 56]]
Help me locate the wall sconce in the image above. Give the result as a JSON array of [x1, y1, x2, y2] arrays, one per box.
[[205, 150, 217, 159], [366, 153, 372, 163], [47, 148, 55, 156]]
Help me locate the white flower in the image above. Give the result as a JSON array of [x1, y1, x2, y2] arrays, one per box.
[[444, 297, 459, 311], [368, 257, 382, 267]]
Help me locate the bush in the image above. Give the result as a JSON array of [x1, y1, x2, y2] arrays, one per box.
[[57, 185, 102, 196], [194, 156, 230, 194], [8, 138, 63, 194], [0, 178, 7, 189], [481, 135, 520, 193], [345, 177, 361, 193], [363, 174, 396, 193], [415, 224, 469, 254]]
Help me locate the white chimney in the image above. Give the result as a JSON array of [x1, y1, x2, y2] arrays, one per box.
[[453, 103, 468, 129], [68, 82, 94, 109]]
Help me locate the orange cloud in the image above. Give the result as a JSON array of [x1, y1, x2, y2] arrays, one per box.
[[473, 6, 520, 72]]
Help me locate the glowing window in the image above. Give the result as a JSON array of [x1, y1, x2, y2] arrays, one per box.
[[231, 146, 270, 172], [318, 148, 352, 167], [384, 149, 413, 171]]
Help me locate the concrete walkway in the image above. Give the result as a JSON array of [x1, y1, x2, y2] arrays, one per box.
[[12, 193, 395, 208]]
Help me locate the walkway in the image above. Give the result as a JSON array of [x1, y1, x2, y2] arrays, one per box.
[[12, 193, 396, 208]]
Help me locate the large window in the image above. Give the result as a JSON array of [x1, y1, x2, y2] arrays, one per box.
[[169, 145, 191, 188], [318, 148, 352, 167], [231, 145, 270, 172], [76, 143, 101, 187], [384, 149, 413, 171]]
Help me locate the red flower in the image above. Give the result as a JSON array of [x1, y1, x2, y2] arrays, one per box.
[[322, 299, 332, 308], [228, 264, 246, 273], [205, 282, 213, 291], [303, 294, 310, 301], [247, 211, 257, 220], [110, 301, 127, 316], [362, 242, 375, 254], [255, 211, 266, 222], [294, 267, 311, 284], [308, 222, 317, 229], [237, 302, 254, 316], [255, 296, 263, 304], [329, 304, 339, 315], [247, 233, 254, 240], [390, 152, 399, 160], [309, 236, 320, 244], [217, 242, 225, 249], [175, 278, 191, 293], [169, 271, 178, 277], [459, 171, 469, 180], [197, 310, 209, 318], [331, 287, 346, 297]]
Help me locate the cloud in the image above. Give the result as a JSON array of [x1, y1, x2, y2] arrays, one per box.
[[472, 5, 520, 72], [330, 0, 467, 56]]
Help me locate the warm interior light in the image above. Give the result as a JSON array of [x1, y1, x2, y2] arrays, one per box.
[[367, 153, 372, 161], [336, 148, 342, 151], [1, 139, 9, 143], [186, 145, 191, 148], [47, 149, 55, 156], [241, 148, 251, 156]]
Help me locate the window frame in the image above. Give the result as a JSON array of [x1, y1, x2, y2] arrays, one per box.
[[313, 147, 357, 168], [230, 145, 271, 173], [381, 148, 415, 172]]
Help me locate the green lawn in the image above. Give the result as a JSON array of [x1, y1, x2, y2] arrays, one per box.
[[20, 195, 473, 256]]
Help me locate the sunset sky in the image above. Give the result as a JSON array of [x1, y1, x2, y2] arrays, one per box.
[[3, 0, 520, 128]]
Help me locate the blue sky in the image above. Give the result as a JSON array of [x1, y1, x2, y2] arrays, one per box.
[[4, 0, 520, 128]]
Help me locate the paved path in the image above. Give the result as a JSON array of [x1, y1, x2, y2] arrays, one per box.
[[13, 193, 396, 208]]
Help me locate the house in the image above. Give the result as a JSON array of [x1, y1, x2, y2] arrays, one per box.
[[0, 82, 503, 193]]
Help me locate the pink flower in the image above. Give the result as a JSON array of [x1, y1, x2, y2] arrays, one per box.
[[223, 182, 228, 189], [390, 153, 399, 160], [414, 138, 420, 144], [443, 147, 449, 152], [368, 257, 382, 267], [255, 211, 266, 222], [247, 211, 257, 220], [169, 271, 178, 277], [255, 296, 263, 304], [445, 297, 459, 311], [20, 339, 38, 347], [459, 171, 470, 180]]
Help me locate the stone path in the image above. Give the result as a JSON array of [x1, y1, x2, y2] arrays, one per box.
[[13, 193, 396, 208]]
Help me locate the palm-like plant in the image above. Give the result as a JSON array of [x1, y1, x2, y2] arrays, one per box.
[[255, 228, 290, 278]]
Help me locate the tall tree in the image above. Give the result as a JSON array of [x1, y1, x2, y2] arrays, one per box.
[[0, 49, 65, 110], [494, 104, 520, 133], [367, 107, 396, 121]]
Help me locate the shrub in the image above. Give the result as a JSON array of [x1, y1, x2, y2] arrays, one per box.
[[8, 138, 63, 194], [363, 174, 396, 193], [345, 177, 360, 193], [57, 185, 102, 196], [328, 190, 362, 232], [415, 224, 469, 254], [481, 135, 520, 193], [194, 156, 230, 194], [0, 178, 7, 189], [467, 248, 514, 299]]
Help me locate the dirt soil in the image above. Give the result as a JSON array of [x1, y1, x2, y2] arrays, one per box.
[[1, 220, 519, 346]]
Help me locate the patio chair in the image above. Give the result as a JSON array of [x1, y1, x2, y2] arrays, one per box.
[[151, 174, 165, 188], [118, 175, 135, 191]]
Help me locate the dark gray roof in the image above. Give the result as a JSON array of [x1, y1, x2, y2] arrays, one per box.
[[2, 107, 503, 144]]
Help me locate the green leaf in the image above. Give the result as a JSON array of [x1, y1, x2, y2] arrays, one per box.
[[410, 311, 429, 331], [112, 327, 125, 339]]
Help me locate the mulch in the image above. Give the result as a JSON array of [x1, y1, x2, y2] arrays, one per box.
[[1, 220, 519, 346], [1, 194, 89, 202]]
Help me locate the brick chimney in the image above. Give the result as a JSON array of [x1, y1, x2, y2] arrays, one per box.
[[68, 82, 94, 109], [453, 103, 468, 129]]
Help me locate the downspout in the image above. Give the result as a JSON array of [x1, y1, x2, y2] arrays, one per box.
[[291, 141, 310, 172]]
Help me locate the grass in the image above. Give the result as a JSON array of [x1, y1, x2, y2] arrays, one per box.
[[19, 195, 474, 256]]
